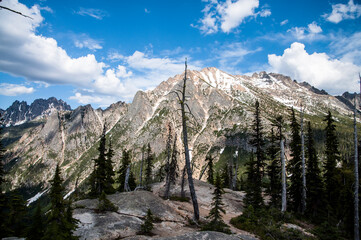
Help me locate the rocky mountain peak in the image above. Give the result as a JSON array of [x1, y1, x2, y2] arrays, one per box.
[[2, 97, 72, 126]]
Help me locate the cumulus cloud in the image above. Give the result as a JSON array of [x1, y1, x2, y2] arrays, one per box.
[[324, 0, 361, 23], [268, 42, 361, 94], [193, 0, 270, 34], [287, 21, 323, 40], [0, 83, 34, 96], [75, 7, 108, 20]]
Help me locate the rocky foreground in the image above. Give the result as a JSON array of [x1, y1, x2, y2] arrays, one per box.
[[73, 180, 259, 240]]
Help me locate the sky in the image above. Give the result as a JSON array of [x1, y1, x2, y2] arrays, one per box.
[[0, 0, 361, 110]]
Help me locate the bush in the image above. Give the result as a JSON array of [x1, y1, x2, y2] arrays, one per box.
[[96, 191, 118, 212], [139, 208, 154, 236]]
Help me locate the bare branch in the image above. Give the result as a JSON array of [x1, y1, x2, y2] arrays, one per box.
[[0, 5, 33, 19]]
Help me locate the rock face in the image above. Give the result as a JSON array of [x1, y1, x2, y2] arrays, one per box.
[[2, 97, 71, 126], [2, 67, 356, 197], [73, 180, 257, 240]]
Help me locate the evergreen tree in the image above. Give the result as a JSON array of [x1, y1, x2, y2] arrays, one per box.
[[305, 122, 326, 221], [96, 191, 118, 212], [140, 208, 154, 235], [202, 173, 230, 233], [7, 191, 27, 237], [104, 139, 115, 194], [117, 149, 131, 192], [128, 170, 137, 191], [206, 155, 214, 185], [145, 143, 154, 190], [249, 100, 266, 177], [27, 203, 44, 240], [323, 111, 341, 220], [43, 165, 78, 240], [244, 153, 263, 209], [220, 163, 230, 188], [266, 128, 281, 207], [289, 108, 303, 213], [90, 125, 108, 196]]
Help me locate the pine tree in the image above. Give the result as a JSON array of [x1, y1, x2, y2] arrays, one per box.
[[165, 135, 179, 199], [117, 149, 131, 192], [140, 208, 154, 235], [90, 125, 108, 196], [27, 203, 44, 240], [206, 155, 214, 185], [105, 139, 115, 194], [323, 111, 341, 220], [202, 173, 230, 233], [305, 122, 326, 221], [249, 100, 266, 177], [97, 191, 118, 212], [43, 165, 78, 240], [289, 108, 303, 213], [220, 163, 230, 188], [7, 191, 27, 237], [244, 153, 263, 209], [266, 128, 281, 207], [145, 143, 154, 190]]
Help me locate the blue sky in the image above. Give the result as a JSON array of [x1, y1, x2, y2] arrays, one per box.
[[0, 0, 360, 109]]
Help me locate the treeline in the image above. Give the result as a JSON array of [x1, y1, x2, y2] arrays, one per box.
[[227, 100, 360, 239]]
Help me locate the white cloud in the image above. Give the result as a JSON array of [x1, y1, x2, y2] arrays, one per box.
[[324, 0, 361, 23], [0, 0, 105, 86], [287, 22, 323, 40], [107, 51, 124, 62], [0, 83, 34, 96], [268, 42, 361, 95], [75, 7, 108, 20], [144, 8, 150, 13], [194, 0, 270, 34], [69, 92, 118, 106], [74, 35, 102, 50], [330, 32, 361, 65], [280, 19, 288, 26]]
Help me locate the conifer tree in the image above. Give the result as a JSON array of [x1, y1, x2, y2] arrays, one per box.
[[202, 173, 230, 233], [145, 143, 154, 190], [266, 128, 281, 207], [305, 122, 326, 221], [244, 153, 263, 209], [323, 111, 341, 220], [165, 135, 179, 199], [0, 116, 9, 239], [90, 125, 108, 196], [43, 165, 78, 240], [249, 100, 265, 177], [206, 155, 214, 185], [7, 191, 27, 237], [140, 208, 154, 235], [105, 139, 115, 194], [27, 203, 44, 240], [220, 163, 230, 188], [117, 149, 131, 192], [289, 108, 303, 213]]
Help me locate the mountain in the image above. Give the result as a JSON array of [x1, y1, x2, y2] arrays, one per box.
[[2, 97, 72, 126], [1, 67, 357, 199]]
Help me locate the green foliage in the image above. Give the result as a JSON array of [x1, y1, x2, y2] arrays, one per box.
[[117, 149, 131, 192], [26, 203, 44, 240], [289, 108, 303, 213], [244, 153, 263, 209], [145, 143, 154, 190], [43, 165, 79, 240], [305, 122, 326, 222], [140, 208, 154, 235], [220, 163, 230, 188], [96, 191, 118, 212], [104, 140, 115, 194], [206, 155, 214, 185], [230, 207, 316, 240], [202, 173, 231, 234], [6, 191, 28, 237], [266, 128, 281, 208], [323, 111, 342, 221]]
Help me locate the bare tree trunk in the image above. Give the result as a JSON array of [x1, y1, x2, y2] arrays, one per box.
[[301, 107, 307, 214], [180, 60, 199, 222], [281, 139, 287, 213], [181, 166, 186, 198], [198, 162, 209, 180], [124, 165, 131, 192], [354, 98, 359, 240], [164, 124, 172, 199]]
